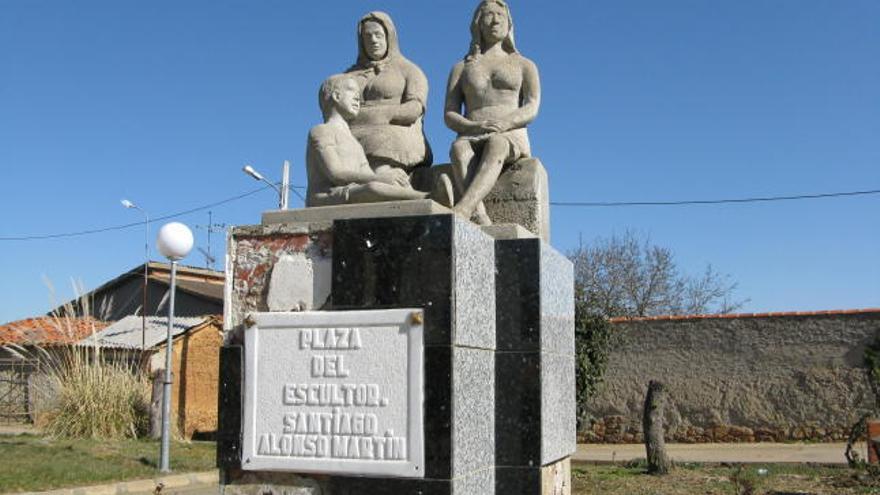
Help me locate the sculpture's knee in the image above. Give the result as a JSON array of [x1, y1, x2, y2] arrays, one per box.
[[450, 140, 472, 164], [483, 135, 510, 166]]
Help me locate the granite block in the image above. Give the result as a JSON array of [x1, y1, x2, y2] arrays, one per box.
[[329, 476, 451, 494], [453, 347, 495, 478], [540, 244, 575, 356], [496, 239, 541, 352], [331, 215, 453, 346], [452, 466, 495, 495], [496, 466, 541, 495], [496, 458, 571, 495], [217, 346, 242, 469], [424, 345, 453, 479], [452, 217, 496, 350], [494, 236, 577, 478], [495, 352, 541, 467], [541, 352, 576, 464], [495, 238, 575, 354]]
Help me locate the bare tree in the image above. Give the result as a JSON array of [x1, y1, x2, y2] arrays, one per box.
[[569, 231, 745, 318]]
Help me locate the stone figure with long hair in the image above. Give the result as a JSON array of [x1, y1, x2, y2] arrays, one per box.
[[444, 0, 541, 224]]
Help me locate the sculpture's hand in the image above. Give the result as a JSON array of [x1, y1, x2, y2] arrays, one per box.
[[483, 120, 513, 133], [469, 120, 495, 135], [376, 167, 411, 188]]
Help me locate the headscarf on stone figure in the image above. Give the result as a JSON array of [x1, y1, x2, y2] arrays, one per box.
[[346, 11, 432, 170]]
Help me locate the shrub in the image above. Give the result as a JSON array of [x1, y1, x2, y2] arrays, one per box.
[[575, 302, 613, 432]]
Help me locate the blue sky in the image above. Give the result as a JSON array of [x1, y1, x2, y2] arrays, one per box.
[[1, 0, 878, 324]]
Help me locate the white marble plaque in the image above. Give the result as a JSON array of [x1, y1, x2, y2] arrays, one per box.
[[241, 309, 425, 478]]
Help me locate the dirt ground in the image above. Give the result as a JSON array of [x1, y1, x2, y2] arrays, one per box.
[[572, 463, 880, 495]]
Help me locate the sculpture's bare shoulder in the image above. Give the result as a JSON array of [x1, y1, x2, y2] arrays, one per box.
[[512, 52, 538, 73], [308, 123, 340, 145]]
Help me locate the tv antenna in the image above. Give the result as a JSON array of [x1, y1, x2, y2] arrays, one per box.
[[195, 211, 226, 270]]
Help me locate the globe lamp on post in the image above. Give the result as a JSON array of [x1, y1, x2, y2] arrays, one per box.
[[156, 222, 193, 473]]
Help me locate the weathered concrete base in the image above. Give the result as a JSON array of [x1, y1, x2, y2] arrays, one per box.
[[481, 223, 537, 240], [261, 199, 450, 226], [222, 469, 495, 495]]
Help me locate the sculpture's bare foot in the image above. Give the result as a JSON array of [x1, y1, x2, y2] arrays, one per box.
[[452, 204, 472, 221], [431, 173, 455, 209], [472, 210, 492, 226]]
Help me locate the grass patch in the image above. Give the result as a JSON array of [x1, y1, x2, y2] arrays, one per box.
[[0, 434, 215, 493]]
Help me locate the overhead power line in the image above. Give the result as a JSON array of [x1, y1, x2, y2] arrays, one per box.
[[0, 186, 876, 242], [0, 185, 274, 241], [551, 189, 880, 207]]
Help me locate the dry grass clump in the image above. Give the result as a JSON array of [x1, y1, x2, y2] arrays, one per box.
[[6, 292, 151, 440], [38, 343, 150, 439]]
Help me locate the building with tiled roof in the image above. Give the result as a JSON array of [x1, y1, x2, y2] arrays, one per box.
[[0, 316, 108, 346]]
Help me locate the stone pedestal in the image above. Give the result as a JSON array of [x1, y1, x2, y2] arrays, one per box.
[[218, 202, 574, 494], [220, 211, 496, 494], [493, 236, 576, 494]]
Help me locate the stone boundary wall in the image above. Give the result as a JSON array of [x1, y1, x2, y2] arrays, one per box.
[[584, 310, 880, 444]]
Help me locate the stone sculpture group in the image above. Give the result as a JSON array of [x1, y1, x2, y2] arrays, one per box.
[[306, 0, 541, 228]]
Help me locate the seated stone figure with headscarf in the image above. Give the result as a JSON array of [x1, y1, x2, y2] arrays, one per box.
[[346, 12, 432, 177]]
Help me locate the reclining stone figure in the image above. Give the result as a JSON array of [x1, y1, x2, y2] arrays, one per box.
[[306, 74, 452, 207]]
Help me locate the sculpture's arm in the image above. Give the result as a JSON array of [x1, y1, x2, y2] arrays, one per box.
[[389, 100, 423, 126], [348, 99, 422, 127], [487, 58, 541, 132], [444, 62, 481, 135], [311, 129, 377, 185], [390, 64, 428, 126]]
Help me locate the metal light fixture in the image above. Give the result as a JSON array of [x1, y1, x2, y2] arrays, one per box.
[[156, 222, 194, 473], [122, 199, 150, 350], [242, 161, 292, 210]]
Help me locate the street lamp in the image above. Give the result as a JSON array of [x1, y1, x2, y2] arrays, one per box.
[[121, 199, 149, 350], [156, 222, 194, 473], [242, 161, 293, 210]]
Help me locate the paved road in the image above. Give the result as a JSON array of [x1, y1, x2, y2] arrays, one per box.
[[574, 442, 863, 465]]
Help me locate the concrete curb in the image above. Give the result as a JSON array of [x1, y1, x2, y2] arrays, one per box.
[[572, 442, 860, 466], [14, 470, 218, 495]]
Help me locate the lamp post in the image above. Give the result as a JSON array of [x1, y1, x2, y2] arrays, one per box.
[[242, 161, 295, 209], [121, 199, 149, 350], [156, 222, 194, 473]]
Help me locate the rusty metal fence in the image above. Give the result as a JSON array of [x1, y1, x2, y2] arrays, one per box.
[[0, 358, 38, 424]]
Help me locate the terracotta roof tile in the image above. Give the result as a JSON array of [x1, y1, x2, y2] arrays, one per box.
[[609, 308, 880, 323], [0, 316, 109, 346]]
